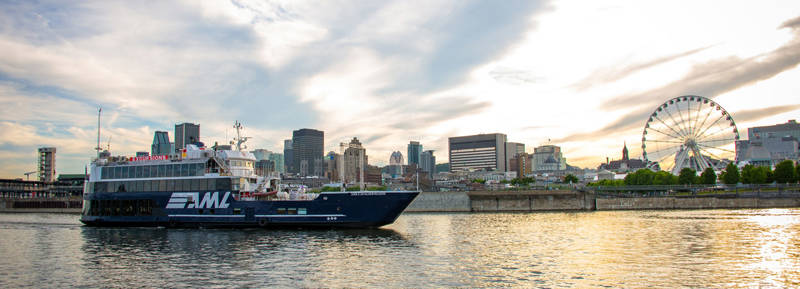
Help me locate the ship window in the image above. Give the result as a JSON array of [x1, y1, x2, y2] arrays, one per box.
[[133, 180, 141, 192], [157, 165, 164, 178], [190, 179, 200, 191], [118, 182, 127, 192], [166, 179, 175, 191], [143, 180, 151, 192], [233, 208, 241, 214], [102, 167, 109, 179], [298, 208, 307, 215], [149, 166, 157, 178], [166, 164, 173, 177], [207, 178, 216, 191], [183, 179, 193, 191], [181, 164, 189, 176], [277, 208, 286, 215], [158, 180, 167, 191], [287, 208, 297, 215], [216, 178, 231, 191], [94, 182, 106, 193], [196, 163, 205, 176], [134, 166, 141, 178], [126, 166, 133, 178]]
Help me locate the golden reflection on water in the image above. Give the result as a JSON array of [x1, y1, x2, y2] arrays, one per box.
[[389, 209, 800, 288], [2, 210, 799, 287]]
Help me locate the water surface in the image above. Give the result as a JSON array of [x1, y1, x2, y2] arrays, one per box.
[[0, 209, 798, 288]]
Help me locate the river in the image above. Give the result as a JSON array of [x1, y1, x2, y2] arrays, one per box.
[[1, 209, 798, 288]]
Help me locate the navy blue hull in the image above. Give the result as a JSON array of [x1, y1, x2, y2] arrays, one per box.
[[80, 191, 419, 228]]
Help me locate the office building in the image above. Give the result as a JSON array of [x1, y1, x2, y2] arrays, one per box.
[[343, 137, 368, 183], [174, 122, 200, 151], [283, 139, 293, 174], [325, 151, 341, 181], [38, 147, 56, 182], [748, 119, 800, 140], [292, 128, 324, 176], [449, 133, 507, 172], [737, 120, 800, 166], [151, 131, 172, 156], [505, 142, 525, 172], [136, 152, 149, 157], [420, 150, 436, 179], [407, 141, 422, 167], [510, 152, 532, 177]]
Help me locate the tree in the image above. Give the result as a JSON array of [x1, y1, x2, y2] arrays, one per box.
[[625, 169, 655, 185], [653, 171, 678, 185], [773, 160, 797, 183], [721, 162, 739, 185], [700, 167, 716, 185], [678, 168, 697, 185], [564, 174, 579, 184], [797, 162, 800, 183], [741, 164, 770, 184]]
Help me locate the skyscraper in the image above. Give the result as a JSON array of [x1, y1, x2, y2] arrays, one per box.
[[174, 122, 200, 151], [448, 133, 507, 172], [407, 141, 422, 167], [420, 150, 436, 178], [283, 139, 293, 174], [38, 147, 56, 182], [292, 129, 324, 176], [343, 137, 368, 183], [151, 131, 172, 156]]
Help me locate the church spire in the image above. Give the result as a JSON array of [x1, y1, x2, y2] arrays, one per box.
[[622, 141, 629, 161]]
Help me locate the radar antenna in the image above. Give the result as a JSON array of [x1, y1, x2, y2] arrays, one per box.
[[231, 121, 250, 151]]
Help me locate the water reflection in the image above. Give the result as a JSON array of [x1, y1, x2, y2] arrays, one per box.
[[1, 210, 799, 287], [78, 227, 415, 287]]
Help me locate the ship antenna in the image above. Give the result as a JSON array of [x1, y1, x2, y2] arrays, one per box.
[[95, 107, 102, 158], [233, 121, 250, 151]]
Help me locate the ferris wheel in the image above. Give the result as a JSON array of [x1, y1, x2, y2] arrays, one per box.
[[641, 95, 740, 175]]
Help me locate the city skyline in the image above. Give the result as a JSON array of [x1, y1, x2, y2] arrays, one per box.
[[1, 1, 800, 178]]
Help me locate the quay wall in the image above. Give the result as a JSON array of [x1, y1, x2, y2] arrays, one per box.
[[0, 198, 82, 213], [468, 190, 592, 212], [405, 192, 471, 212], [596, 196, 800, 210], [406, 191, 800, 212]]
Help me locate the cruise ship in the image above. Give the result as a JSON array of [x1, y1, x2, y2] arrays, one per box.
[[80, 123, 418, 228]]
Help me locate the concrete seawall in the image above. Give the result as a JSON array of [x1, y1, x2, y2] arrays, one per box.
[[406, 191, 471, 212], [468, 190, 594, 212], [0, 198, 83, 213], [405, 190, 800, 212], [596, 196, 800, 210]]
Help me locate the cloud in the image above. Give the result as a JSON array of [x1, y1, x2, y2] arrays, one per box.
[[602, 19, 800, 111], [732, 104, 800, 123], [571, 45, 712, 91], [557, 16, 800, 144]]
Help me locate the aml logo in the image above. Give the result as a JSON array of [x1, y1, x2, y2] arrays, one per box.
[[166, 192, 231, 209]]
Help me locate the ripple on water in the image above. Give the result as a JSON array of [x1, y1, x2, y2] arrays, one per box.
[[0, 209, 798, 287]]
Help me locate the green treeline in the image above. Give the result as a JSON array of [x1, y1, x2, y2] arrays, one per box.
[[588, 160, 799, 186]]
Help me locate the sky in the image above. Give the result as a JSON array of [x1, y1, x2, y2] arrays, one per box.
[[1, 0, 799, 178]]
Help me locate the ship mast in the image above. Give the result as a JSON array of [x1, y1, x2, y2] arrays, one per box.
[[95, 107, 102, 158], [232, 121, 250, 151]]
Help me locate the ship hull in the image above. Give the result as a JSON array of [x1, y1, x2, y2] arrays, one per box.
[[80, 191, 419, 228]]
